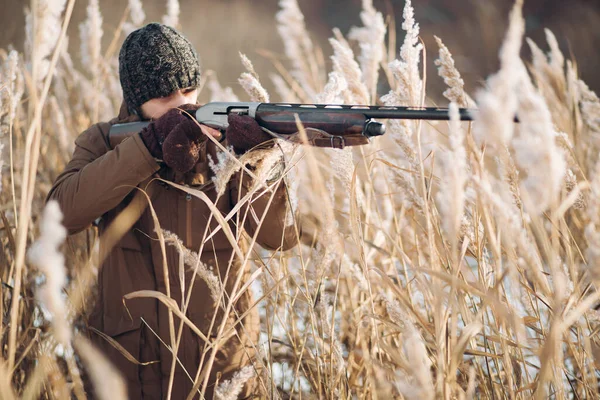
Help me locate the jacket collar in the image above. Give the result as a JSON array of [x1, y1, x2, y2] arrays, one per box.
[[113, 101, 143, 124]]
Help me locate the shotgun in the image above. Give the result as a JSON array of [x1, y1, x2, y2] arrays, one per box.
[[108, 102, 477, 149]]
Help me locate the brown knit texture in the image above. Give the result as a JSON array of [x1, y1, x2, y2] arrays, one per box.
[[139, 104, 203, 174], [226, 114, 272, 154], [162, 117, 206, 173], [139, 108, 187, 158]]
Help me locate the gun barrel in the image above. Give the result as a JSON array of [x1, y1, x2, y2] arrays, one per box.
[[257, 103, 476, 121], [366, 106, 475, 120]]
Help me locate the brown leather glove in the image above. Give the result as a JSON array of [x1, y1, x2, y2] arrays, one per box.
[[140, 103, 204, 173], [225, 114, 273, 154]]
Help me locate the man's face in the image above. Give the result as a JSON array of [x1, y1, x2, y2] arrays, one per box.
[[139, 87, 199, 119]]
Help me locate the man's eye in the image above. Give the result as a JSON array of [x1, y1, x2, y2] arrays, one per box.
[[184, 88, 195, 94]]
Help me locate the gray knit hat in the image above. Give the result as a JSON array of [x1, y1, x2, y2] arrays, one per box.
[[119, 23, 201, 115]]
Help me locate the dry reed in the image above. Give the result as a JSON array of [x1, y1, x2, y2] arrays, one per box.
[[1, 0, 600, 399]]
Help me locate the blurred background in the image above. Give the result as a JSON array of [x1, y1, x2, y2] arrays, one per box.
[[1, 0, 598, 103]]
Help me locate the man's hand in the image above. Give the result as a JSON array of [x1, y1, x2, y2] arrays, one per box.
[[163, 119, 221, 173], [225, 114, 273, 154], [140, 103, 221, 173]]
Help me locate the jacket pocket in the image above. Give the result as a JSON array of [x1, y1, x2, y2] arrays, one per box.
[[119, 231, 143, 251], [94, 317, 143, 395], [101, 237, 155, 334]]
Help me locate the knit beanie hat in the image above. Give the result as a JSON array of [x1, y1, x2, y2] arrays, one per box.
[[119, 23, 201, 115]]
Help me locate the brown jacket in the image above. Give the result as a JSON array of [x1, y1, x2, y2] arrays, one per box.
[[47, 105, 296, 399]]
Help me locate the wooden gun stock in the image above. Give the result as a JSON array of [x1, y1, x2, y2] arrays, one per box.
[[108, 121, 150, 149]]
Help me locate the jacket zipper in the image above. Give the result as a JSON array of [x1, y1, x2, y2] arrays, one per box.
[[182, 192, 192, 383], [185, 193, 192, 248]]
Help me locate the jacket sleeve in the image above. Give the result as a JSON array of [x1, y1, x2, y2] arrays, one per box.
[[229, 162, 298, 251], [46, 123, 161, 234]]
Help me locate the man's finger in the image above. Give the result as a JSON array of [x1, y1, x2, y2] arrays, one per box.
[[199, 124, 222, 140]]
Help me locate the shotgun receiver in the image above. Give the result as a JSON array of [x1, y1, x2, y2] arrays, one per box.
[[108, 102, 476, 149]]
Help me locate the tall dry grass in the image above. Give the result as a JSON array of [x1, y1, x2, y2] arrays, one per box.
[[1, 0, 600, 398]]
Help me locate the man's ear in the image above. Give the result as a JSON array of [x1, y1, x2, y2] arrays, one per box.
[[136, 106, 150, 121]]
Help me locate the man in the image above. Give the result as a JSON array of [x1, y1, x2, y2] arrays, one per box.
[[47, 23, 296, 399]]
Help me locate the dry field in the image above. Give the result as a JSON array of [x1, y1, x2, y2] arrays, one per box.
[[1, 0, 600, 398]]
